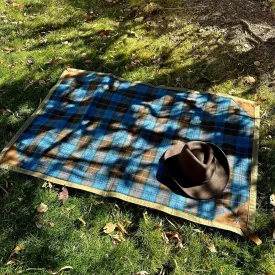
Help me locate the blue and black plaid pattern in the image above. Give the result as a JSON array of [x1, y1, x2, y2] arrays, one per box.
[[14, 72, 255, 221]]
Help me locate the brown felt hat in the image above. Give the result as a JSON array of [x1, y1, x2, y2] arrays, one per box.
[[164, 141, 230, 200]]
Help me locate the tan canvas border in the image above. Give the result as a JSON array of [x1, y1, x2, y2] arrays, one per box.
[[247, 105, 260, 230], [0, 68, 260, 236]]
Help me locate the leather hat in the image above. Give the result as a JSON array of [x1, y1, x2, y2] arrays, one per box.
[[164, 141, 230, 200]]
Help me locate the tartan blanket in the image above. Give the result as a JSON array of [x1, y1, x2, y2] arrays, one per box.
[[0, 69, 260, 236]]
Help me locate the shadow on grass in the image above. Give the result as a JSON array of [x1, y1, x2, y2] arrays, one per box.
[[0, 174, 62, 269]]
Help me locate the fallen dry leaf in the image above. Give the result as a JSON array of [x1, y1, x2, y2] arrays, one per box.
[[11, 244, 23, 254], [61, 41, 72, 45], [7, 244, 23, 264], [58, 186, 69, 203], [144, 2, 163, 13], [83, 59, 93, 64], [136, 271, 149, 275], [27, 59, 34, 65], [49, 266, 73, 274], [35, 216, 44, 229], [193, 228, 203, 233], [183, 258, 188, 263], [270, 194, 275, 207], [103, 222, 117, 234], [117, 221, 127, 234], [3, 47, 14, 53], [164, 232, 182, 241], [176, 242, 184, 249], [208, 243, 217, 253], [42, 181, 53, 189], [14, 110, 20, 118], [198, 231, 218, 252], [213, 12, 222, 16], [84, 13, 92, 22], [12, 3, 24, 9], [45, 57, 56, 65], [124, 219, 132, 226], [37, 203, 48, 213], [199, 231, 211, 244], [7, 258, 18, 265], [99, 30, 112, 37], [163, 232, 183, 249], [39, 79, 46, 86], [78, 217, 86, 226], [205, 262, 211, 269], [134, 17, 144, 23], [244, 76, 256, 84], [111, 231, 125, 245], [254, 98, 266, 106]]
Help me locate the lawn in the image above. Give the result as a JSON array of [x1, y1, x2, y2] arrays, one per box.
[[0, 0, 275, 274]]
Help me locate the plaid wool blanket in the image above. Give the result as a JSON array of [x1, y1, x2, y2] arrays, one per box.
[[0, 69, 260, 239]]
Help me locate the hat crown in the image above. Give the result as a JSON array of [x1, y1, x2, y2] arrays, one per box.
[[178, 141, 216, 184]]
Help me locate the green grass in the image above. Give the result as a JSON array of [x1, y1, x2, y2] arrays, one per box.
[[1, 0, 275, 274]]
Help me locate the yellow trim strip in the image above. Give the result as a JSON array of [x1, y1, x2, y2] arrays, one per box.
[[247, 105, 260, 230], [0, 68, 260, 236]]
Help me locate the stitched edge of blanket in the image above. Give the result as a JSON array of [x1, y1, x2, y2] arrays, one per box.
[[0, 68, 260, 236], [247, 105, 260, 230]]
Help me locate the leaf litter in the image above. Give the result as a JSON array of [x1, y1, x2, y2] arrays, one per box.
[[35, 203, 48, 228], [103, 218, 131, 245], [37, 203, 48, 213], [193, 229, 218, 253], [163, 232, 184, 249], [7, 244, 23, 265], [78, 217, 86, 226], [103, 222, 117, 234], [136, 271, 149, 275], [58, 186, 69, 203], [83, 60, 93, 64], [3, 47, 15, 53], [270, 194, 275, 207]]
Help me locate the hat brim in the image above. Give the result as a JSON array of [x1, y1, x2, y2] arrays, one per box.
[[164, 141, 230, 200]]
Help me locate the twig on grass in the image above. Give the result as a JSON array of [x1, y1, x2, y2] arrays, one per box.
[[0, 185, 8, 195]]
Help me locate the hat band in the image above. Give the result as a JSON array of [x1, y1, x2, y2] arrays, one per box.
[[182, 157, 217, 185]]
